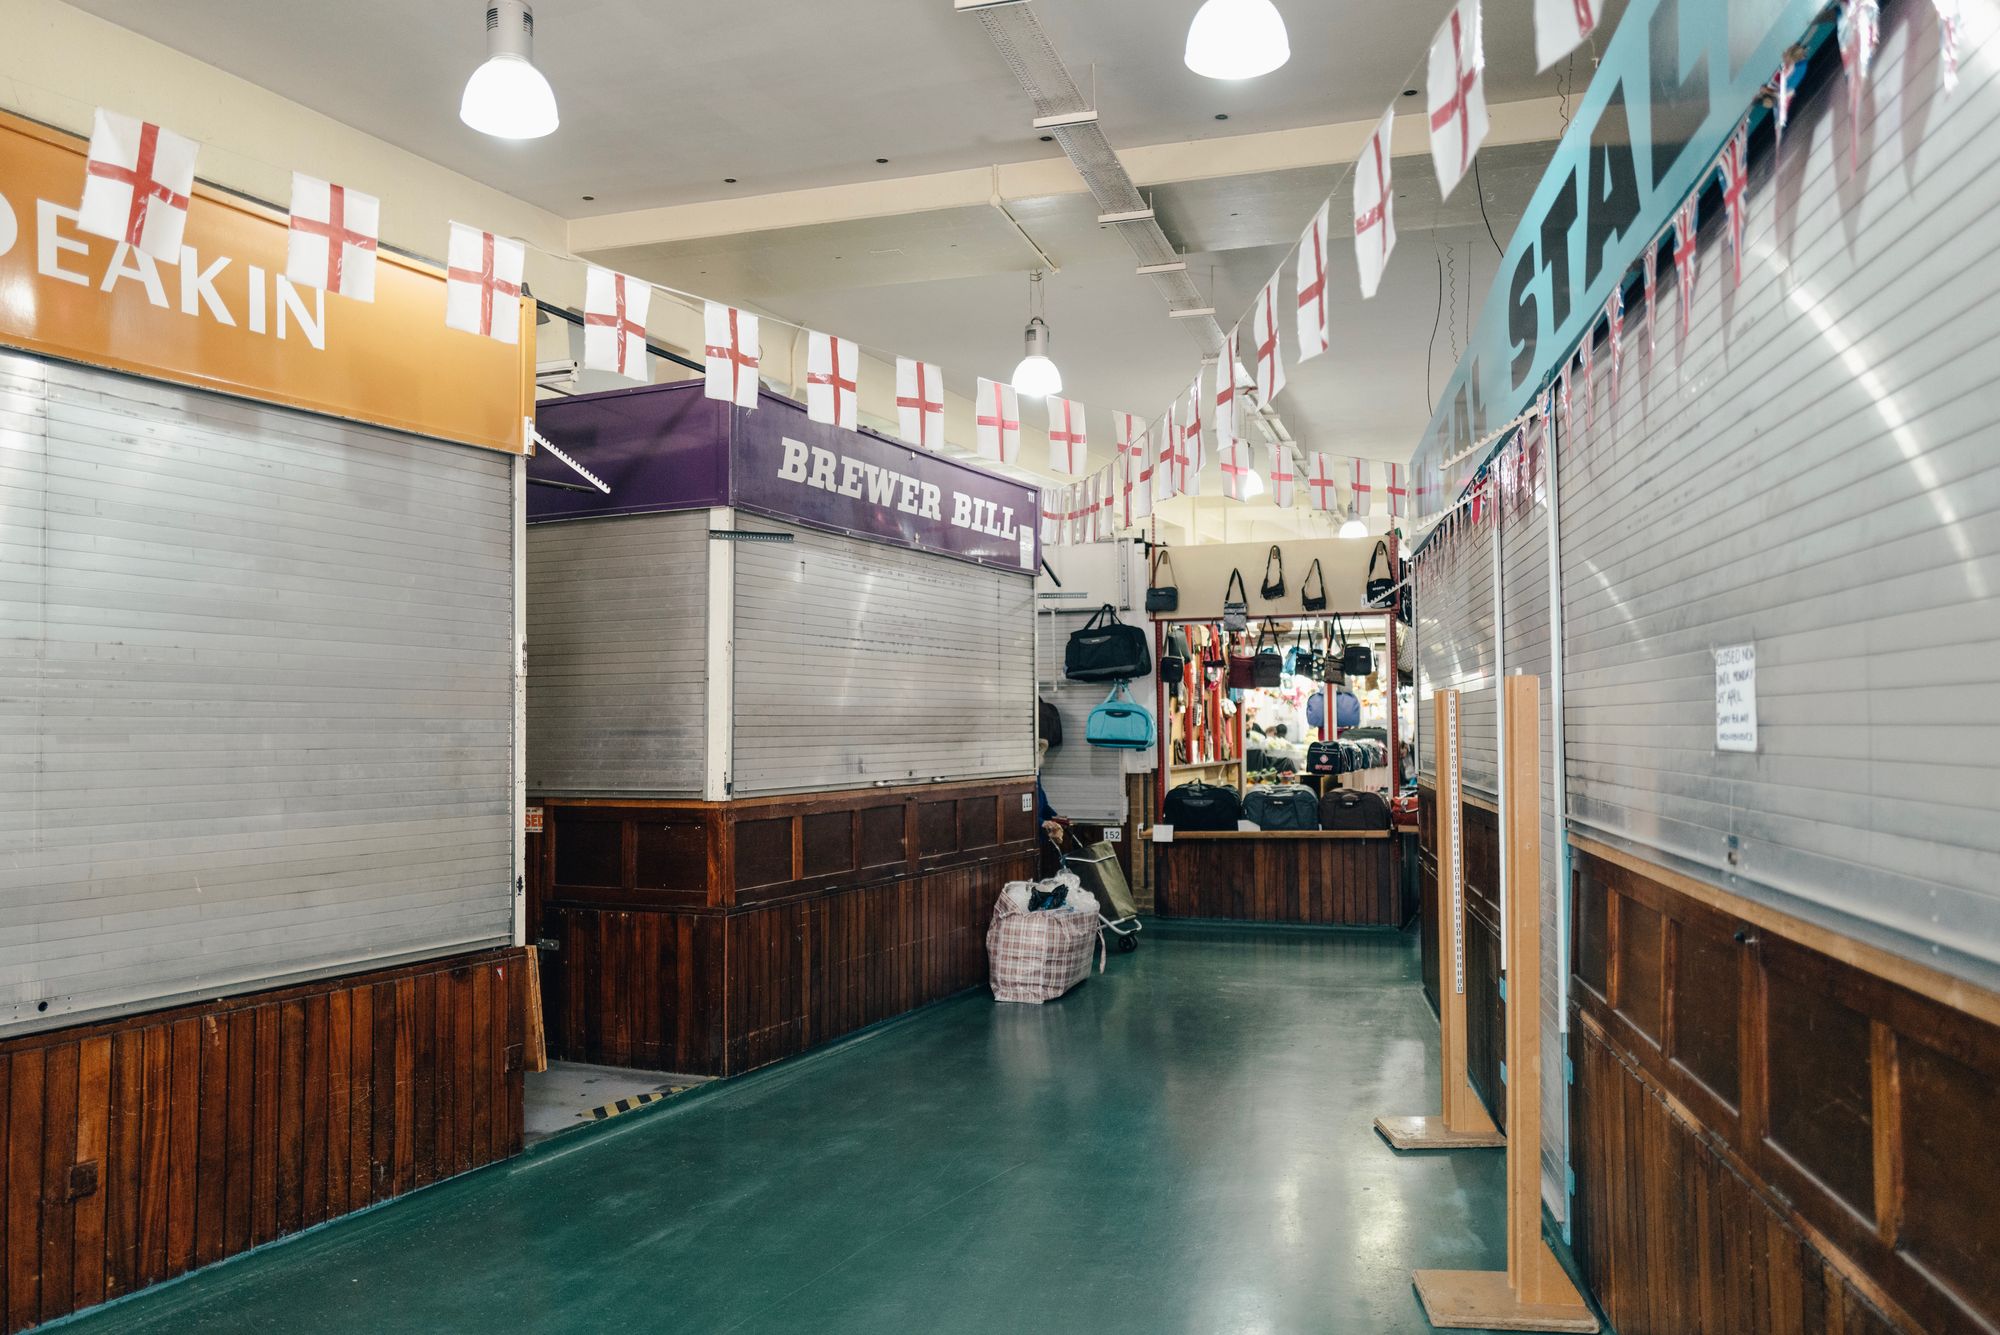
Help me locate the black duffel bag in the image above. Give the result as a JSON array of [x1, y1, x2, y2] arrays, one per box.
[[1163, 781, 1241, 832], [1065, 604, 1152, 682], [1306, 740, 1340, 777], [1319, 788, 1391, 831], [1242, 785, 1321, 831]]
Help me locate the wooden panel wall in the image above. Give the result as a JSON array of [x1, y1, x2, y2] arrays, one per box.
[[0, 948, 527, 1334], [1153, 834, 1399, 925], [1569, 844, 2000, 1335], [1461, 800, 1505, 1129], [1416, 784, 1439, 1012]]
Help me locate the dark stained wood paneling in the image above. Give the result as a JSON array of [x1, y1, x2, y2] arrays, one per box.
[[801, 810, 855, 878], [553, 815, 622, 888], [1616, 895, 1666, 1047], [1574, 858, 1610, 1001], [734, 817, 794, 890], [0, 948, 528, 1335], [1152, 834, 1399, 925], [916, 800, 956, 858], [859, 804, 905, 867], [1463, 899, 1505, 1133], [634, 820, 707, 894], [1570, 845, 2000, 1335], [957, 796, 997, 851]]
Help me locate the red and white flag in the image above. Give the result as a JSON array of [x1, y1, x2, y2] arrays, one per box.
[[1071, 479, 1092, 546], [1354, 107, 1398, 300], [445, 222, 525, 343], [1772, 55, 1799, 158], [1124, 431, 1154, 525], [1095, 463, 1118, 540], [1046, 395, 1088, 474], [1175, 410, 1203, 498], [1936, 0, 1963, 93], [1295, 199, 1332, 362], [1605, 286, 1625, 402], [1673, 201, 1700, 339], [1218, 439, 1254, 501], [1252, 275, 1288, 407], [1558, 363, 1573, 436], [287, 173, 379, 302], [975, 377, 1021, 463], [1427, 0, 1490, 200], [1215, 337, 1241, 442], [1349, 458, 1374, 516], [1040, 488, 1065, 548], [1153, 410, 1180, 505], [1718, 122, 1749, 289], [1114, 411, 1145, 466], [1269, 444, 1298, 508], [1304, 452, 1340, 512], [1839, 0, 1881, 169], [1384, 462, 1407, 518], [704, 301, 761, 407], [895, 357, 945, 449], [78, 109, 198, 262], [1534, 0, 1600, 72], [1183, 364, 1205, 468], [1642, 241, 1660, 361], [806, 330, 858, 429], [1576, 335, 1595, 432], [583, 267, 650, 380]]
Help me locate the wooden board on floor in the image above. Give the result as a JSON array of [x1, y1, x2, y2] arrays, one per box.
[[1373, 1114, 1504, 1151], [1413, 1268, 1599, 1332]]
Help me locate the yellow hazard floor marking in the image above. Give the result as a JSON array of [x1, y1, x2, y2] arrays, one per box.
[[586, 1087, 691, 1122]]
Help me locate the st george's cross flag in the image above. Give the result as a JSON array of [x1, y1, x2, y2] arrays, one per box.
[[78, 109, 198, 262], [1268, 444, 1298, 508], [1182, 364, 1205, 468], [583, 267, 651, 380], [286, 173, 380, 302], [1534, 0, 1601, 72], [1039, 488, 1065, 549], [1354, 107, 1398, 300], [1427, 0, 1490, 201], [1252, 276, 1288, 408], [445, 222, 525, 343], [704, 301, 761, 407], [975, 377, 1021, 463], [1046, 395, 1088, 474], [1095, 463, 1118, 540], [1215, 337, 1242, 443], [1349, 457, 1374, 516], [895, 357, 945, 449], [1124, 431, 1154, 526], [1153, 407, 1180, 505], [806, 330, 859, 429], [1384, 462, 1407, 519], [1303, 452, 1340, 513], [1218, 439, 1254, 502], [1295, 199, 1332, 362]]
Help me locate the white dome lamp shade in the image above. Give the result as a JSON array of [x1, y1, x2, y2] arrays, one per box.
[[1012, 317, 1063, 399], [1338, 507, 1368, 540], [461, 1, 560, 140], [1185, 0, 1291, 80]]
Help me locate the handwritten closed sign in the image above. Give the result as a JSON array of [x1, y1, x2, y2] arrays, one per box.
[[1715, 644, 1757, 753]]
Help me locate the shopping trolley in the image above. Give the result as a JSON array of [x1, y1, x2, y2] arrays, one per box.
[[1067, 840, 1143, 953]]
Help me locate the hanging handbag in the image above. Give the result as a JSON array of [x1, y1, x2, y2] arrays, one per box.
[[1228, 633, 1258, 690], [1039, 698, 1063, 748], [1284, 624, 1312, 677], [1146, 547, 1180, 614], [1064, 603, 1153, 682], [1318, 617, 1347, 684], [1331, 613, 1373, 677], [1259, 544, 1287, 601], [1366, 540, 1395, 609], [1301, 558, 1327, 612], [1253, 622, 1283, 688], [1160, 628, 1189, 695], [1086, 681, 1155, 750], [1222, 569, 1249, 631]]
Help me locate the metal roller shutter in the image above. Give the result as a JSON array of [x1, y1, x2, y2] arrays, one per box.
[[1417, 530, 1499, 798], [0, 354, 516, 1030], [1560, 17, 2000, 979], [525, 512, 709, 797], [731, 518, 1035, 796]]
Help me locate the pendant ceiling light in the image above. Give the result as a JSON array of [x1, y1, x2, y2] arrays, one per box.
[[1011, 270, 1063, 399], [1184, 0, 1291, 81], [461, 1, 560, 140], [1338, 508, 1368, 540]]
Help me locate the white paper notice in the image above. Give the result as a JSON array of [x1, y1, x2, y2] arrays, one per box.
[[1019, 526, 1035, 570], [1715, 644, 1757, 752], [1151, 824, 1175, 843]]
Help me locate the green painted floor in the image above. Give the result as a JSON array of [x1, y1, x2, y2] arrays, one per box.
[[63, 925, 1521, 1334]]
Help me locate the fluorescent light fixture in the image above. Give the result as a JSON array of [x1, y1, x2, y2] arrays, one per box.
[[461, 1, 559, 140], [1032, 109, 1098, 129], [1168, 307, 1217, 319], [1097, 208, 1156, 225], [1185, 0, 1291, 81], [1136, 261, 1189, 275], [1339, 509, 1368, 539]]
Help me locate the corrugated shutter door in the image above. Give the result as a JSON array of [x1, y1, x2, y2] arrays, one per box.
[[1561, 23, 2000, 976], [1418, 533, 1498, 797], [732, 518, 1035, 796], [0, 355, 516, 1030], [526, 512, 708, 796]]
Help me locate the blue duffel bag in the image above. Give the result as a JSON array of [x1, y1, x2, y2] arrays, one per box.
[[1085, 681, 1154, 750]]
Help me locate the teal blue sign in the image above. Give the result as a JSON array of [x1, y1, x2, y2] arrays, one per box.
[[1410, 0, 1823, 507]]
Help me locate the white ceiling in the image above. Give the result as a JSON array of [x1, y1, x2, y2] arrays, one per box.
[[67, 0, 1605, 215]]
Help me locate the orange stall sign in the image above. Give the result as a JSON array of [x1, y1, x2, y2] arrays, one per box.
[[0, 110, 530, 453]]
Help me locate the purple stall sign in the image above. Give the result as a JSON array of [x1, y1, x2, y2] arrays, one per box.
[[528, 381, 730, 520]]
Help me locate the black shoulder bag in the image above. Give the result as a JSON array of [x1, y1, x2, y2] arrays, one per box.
[[1253, 621, 1284, 687], [1300, 558, 1327, 612], [1365, 540, 1395, 609], [1260, 544, 1287, 600], [1222, 570, 1249, 631], [1335, 612, 1374, 677], [1146, 547, 1179, 613]]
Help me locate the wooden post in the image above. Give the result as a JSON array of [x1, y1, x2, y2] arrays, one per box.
[[1375, 689, 1505, 1150], [1412, 676, 1597, 1331]]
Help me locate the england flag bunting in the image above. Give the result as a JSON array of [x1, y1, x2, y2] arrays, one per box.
[[1349, 458, 1373, 516], [806, 330, 859, 429], [78, 109, 198, 262], [1936, 0, 1963, 93], [445, 222, 525, 344], [1718, 122, 1750, 289], [1114, 411, 1145, 467], [1354, 107, 1398, 300], [975, 377, 1021, 463], [895, 357, 945, 449], [1838, 0, 1881, 169], [584, 268, 651, 380], [1384, 462, 1407, 519], [1642, 241, 1660, 360], [1046, 395, 1088, 474], [1605, 286, 1625, 402], [1154, 406, 1182, 504], [1576, 332, 1595, 432], [1252, 276, 1287, 407], [286, 173, 379, 302], [1427, 0, 1490, 200], [1072, 478, 1092, 546], [1095, 463, 1118, 540], [1215, 334, 1241, 442], [1182, 364, 1205, 482], [1124, 424, 1155, 525], [703, 301, 761, 406], [1771, 54, 1801, 158], [1268, 444, 1297, 508], [1040, 488, 1065, 548], [1673, 201, 1700, 339], [1295, 199, 1332, 362], [1218, 439, 1253, 502], [1558, 362, 1573, 436], [1304, 452, 1340, 512], [1534, 0, 1600, 72]]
